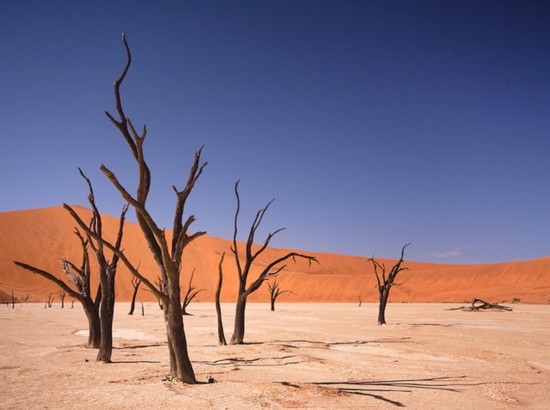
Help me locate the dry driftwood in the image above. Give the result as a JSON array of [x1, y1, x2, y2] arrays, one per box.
[[449, 298, 513, 312]]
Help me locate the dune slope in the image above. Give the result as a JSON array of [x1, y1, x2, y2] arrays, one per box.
[[1, 206, 549, 303]]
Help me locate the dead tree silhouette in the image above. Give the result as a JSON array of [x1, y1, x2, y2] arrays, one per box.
[[215, 253, 227, 345], [267, 278, 294, 311], [59, 290, 66, 308], [65, 169, 128, 363], [181, 269, 205, 315], [128, 276, 141, 315], [228, 180, 318, 344], [15, 170, 127, 354], [66, 33, 206, 383], [367, 243, 411, 325]]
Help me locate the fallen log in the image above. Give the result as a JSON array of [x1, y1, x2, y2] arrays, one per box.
[[448, 298, 513, 312]]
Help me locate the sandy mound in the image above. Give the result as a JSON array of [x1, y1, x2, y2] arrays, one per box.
[[1, 206, 549, 304]]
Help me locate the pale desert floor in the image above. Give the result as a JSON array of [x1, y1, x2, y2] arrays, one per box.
[[1, 302, 549, 409]]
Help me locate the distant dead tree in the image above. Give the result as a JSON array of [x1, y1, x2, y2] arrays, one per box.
[[15, 170, 127, 359], [228, 180, 318, 344], [181, 269, 205, 315], [367, 243, 410, 325], [215, 253, 227, 345], [47, 294, 54, 308], [267, 278, 293, 311], [11, 291, 16, 309], [128, 276, 142, 315], [59, 290, 66, 308], [67, 33, 206, 383], [147, 275, 165, 310]]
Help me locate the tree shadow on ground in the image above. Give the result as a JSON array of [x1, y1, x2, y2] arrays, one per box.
[[267, 337, 412, 349], [111, 359, 161, 364], [198, 355, 304, 367], [308, 376, 482, 407], [113, 343, 165, 350]]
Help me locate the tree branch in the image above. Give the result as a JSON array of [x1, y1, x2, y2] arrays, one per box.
[[63, 203, 165, 302]]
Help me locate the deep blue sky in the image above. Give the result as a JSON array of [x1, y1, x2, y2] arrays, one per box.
[[1, 1, 549, 264]]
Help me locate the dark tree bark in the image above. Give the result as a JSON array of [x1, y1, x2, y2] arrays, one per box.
[[181, 269, 205, 315], [228, 180, 318, 344], [215, 253, 227, 345], [66, 33, 206, 383], [128, 276, 142, 315], [267, 278, 293, 311], [367, 243, 410, 325]]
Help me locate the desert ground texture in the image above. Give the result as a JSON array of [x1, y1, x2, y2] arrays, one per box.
[[1, 302, 549, 409]]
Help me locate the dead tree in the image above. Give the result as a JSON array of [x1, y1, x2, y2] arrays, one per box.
[[11, 291, 16, 309], [65, 170, 128, 363], [59, 290, 66, 308], [16, 228, 105, 348], [47, 294, 54, 308], [66, 33, 206, 383], [128, 276, 142, 315], [267, 278, 293, 311], [215, 253, 227, 345], [181, 269, 205, 315], [229, 180, 318, 344], [15, 170, 127, 356], [149, 275, 165, 310], [367, 243, 410, 325]]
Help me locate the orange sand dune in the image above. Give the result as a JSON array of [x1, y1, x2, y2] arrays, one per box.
[[1, 206, 549, 304]]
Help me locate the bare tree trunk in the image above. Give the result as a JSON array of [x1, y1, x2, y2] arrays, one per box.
[[270, 298, 275, 312], [377, 287, 389, 325], [215, 253, 227, 345], [230, 294, 247, 345], [165, 279, 196, 382], [11, 291, 15, 309], [83, 300, 101, 348], [97, 270, 115, 362]]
